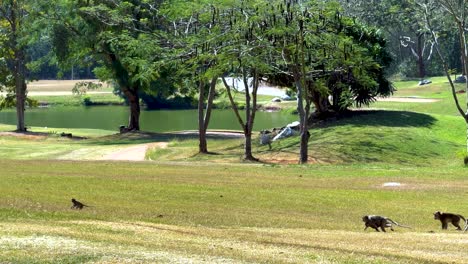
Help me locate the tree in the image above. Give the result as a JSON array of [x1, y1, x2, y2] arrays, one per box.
[[218, 0, 274, 161], [338, 0, 439, 78], [49, 0, 162, 131], [0, 0, 31, 131], [261, 1, 392, 163], [165, 1, 223, 154], [422, 0, 468, 163]]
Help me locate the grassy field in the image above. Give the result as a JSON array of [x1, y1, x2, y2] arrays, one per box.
[[0, 160, 467, 263], [0, 77, 468, 263]]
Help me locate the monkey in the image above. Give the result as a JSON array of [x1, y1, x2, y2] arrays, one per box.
[[433, 211, 466, 230], [71, 198, 91, 210], [362, 215, 411, 232]]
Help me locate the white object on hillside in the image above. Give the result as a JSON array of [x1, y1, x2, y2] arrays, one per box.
[[272, 127, 298, 141], [382, 182, 402, 187], [287, 121, 300, 128]]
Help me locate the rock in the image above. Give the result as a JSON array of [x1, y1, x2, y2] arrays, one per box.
[[281, 95, 295, 101], [455, 75, 466, 83], [60, 132, 73, 138], [418, 79, 432, 86], [119, 125, 129, 133]]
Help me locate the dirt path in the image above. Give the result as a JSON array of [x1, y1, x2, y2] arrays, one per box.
[[101, 142, 168, 161]]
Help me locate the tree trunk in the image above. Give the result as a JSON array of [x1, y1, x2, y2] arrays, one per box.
[[244, 128, 256, 160], [283, 47, 310, 164], [197, 77, 217, 154], [311, 90, 329, 114], [13, 47, 27, 132], [10, 1, 27, 132], [242, 70, 259, 161], [222, 75, 257, 161], [417, 33, 425, 79], [299, 129, 309, 164], [123, 88, 140, 131], [15, 80, 26, 132], [197, 80, 208, 153], [296, 80, 309, 164]]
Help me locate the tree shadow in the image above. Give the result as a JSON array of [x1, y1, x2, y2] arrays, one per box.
[[83, 130, 243, 146], [315, 110, 437, 129]]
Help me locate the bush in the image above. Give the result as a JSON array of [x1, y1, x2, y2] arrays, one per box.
[[82, 95, 92, 106]]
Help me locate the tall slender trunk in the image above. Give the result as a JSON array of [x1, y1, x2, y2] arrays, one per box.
[[10, 2, 27, 132], [198, 77, 217, 154], [13, 45, 27, 132], [242, 70, 259, 161], [417, 33, 425, 79], [295, 78, 308, 164], [284, 33, 311, 164], [222, 74, 258, 161], [197, 80, 207, 153]]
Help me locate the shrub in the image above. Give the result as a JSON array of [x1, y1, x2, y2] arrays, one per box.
[[82, 95, 93, 106]]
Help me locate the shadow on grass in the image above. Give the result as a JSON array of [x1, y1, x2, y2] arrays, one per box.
[[84, 130, 244, 146], [322, 110, 437, 128]]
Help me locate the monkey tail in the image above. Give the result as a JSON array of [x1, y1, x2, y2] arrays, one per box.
[[458, 215, 466, 222], [387, 218, 412, 229]]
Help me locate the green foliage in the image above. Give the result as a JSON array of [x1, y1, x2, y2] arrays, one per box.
[[81, 95, 92, 106], [72, 81, 103, 95], [0, 93, 38, 109]]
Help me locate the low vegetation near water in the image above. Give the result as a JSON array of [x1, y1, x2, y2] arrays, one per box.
[[0, 77, 467, 263]]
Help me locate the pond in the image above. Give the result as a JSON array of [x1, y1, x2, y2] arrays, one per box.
[[0, 106, 297, 132]]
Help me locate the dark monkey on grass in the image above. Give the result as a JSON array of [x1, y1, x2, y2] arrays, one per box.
[[71, 198, 90, 210], [362, 215, 411, 232], [433, 211, 466, 231]]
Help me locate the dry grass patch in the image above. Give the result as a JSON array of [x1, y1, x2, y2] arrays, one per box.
[[1, 220, 467, 263]]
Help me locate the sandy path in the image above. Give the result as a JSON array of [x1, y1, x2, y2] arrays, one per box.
[[29, 91, 112, 96], [101, 142, 168, 161]]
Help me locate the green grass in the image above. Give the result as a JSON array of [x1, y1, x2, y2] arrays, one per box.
[[1, 77, 468, 263], [366, 76, 468, 116], [144, 111, 466, 167], [0, 160, 467, 263], [32, 93, 124, 107]]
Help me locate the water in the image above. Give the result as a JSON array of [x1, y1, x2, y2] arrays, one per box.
[[0, 106, 297, 132]]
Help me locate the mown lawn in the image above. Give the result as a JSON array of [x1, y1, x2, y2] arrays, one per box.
[[0, 77, 468, 263], [0, 160, 467, 263]]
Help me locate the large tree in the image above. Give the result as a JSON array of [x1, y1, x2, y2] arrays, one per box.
[[261, 1, 392, 163], [171, 0, 272, 160], [49, 0, 162, 131], [0, 0, 32, 131]]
